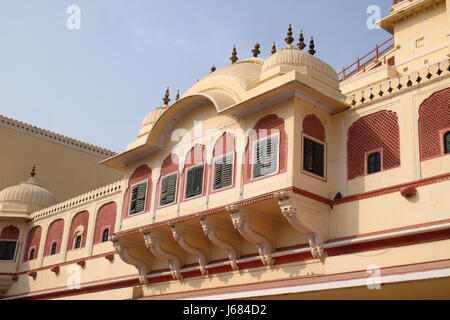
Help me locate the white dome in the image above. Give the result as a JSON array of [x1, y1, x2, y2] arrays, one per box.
[[261, 45, 339, 86], [0, 176, 57, 213], [138, 105, 169, 138]]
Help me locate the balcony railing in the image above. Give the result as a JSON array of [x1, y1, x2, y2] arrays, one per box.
[[338, 36, 394, 81], [392, 0, 405, 5]]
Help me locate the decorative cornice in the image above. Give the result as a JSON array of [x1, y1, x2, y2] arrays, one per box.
[[31, 180, 123, 220], [344, 59, 449, 109], [0, 114, 117, 157]]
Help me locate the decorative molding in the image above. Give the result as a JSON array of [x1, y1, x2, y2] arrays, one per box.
[[199, 216, 239, 271], [111, 235, 149, 285], [170, 224, 209, 276], [275, 191, 328, 259], [0, 114, 117, 157], [227, 205, 274, 266], [31, 180, 123, 221], [140, 228, 183, 281]]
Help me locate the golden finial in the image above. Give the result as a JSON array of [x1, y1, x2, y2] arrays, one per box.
[[383, 56, 387, 64], [362, 65, 366, 73], [308, 36, 316, 55], [297, 30, 306, 50], [30, 164, 36, 177], [252, 43, 261, 57], [210, 65, 216, 73], [162, 87, 170, 105], [175, 90, 180, 101], [285, 24, 294, 45], [230, 45, 238, 64], [342, 67, 346, 80], [271, 42, 276, 54]]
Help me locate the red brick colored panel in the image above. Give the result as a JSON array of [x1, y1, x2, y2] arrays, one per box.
[[244, 114, 288, 183], [418, 87, 450, 161], [122, 165, 153, 218], [67, 210, 89, 250], [0, 225, 19, 240], [94, 202, 117, 244], [23, 226, 42, 262], [160, 154, 179, 176], [44, 219, 64, 256], [347, 110, 400, 180], [302, 114, 325, 141], [212, 132, 235, 157]]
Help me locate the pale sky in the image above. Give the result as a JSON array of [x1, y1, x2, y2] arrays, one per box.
[[0, 1, 392, 153]]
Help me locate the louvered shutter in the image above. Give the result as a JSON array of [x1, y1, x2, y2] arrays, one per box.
[[186, 166, 203, 198], [303, 138, 324, 177], [313, 143, 324, 177], [254, 140, 266, 178], [214, 155, 233, 190], [262, 137, 278, 176], [160, 174, 177, 205], [130, 183, 147, 214], [214, 161, 223, 189]]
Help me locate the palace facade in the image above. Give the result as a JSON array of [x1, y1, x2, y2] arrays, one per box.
[[1, 0, 449, 299]]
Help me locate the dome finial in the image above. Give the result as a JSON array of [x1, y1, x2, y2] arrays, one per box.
[[163, 87, 170, 105], [297, 30, 306, 50], [230, 45, 238, 64], [30, 164, 36, 178], [285, 24, 294, 45], [308, 36, 316, 55], [210, 65, 216, 73], [271, 42, 277, 54], [252, 43, 261, 57], [175, 90, 180, 101]]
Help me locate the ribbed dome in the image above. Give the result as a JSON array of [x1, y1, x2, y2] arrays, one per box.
[[138, 105, 168, 138], [261, 45, 338, 82], [0, 176, 57, 212]]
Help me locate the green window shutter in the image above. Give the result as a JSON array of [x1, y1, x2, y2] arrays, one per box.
[[303, 138, 324, 177], [130, 183, 147, 214], [254, 139, 266, 178], [186, 166, 203, 198], [262, 137, 278, 176], [445, 132, 450, 154], [214, 155, 233, 190], [368, 152, 381, 174], [160, 174, 177, 206]]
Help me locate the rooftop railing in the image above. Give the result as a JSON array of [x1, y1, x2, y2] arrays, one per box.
[[338, 36, 394, 81]]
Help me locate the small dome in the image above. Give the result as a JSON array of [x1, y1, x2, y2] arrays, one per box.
[[261, 45, 338, 86], [0, 176, 57, 213], [138, 105, 169, 138]]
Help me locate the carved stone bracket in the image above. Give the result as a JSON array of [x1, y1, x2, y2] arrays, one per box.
[[227, 205, 274, 266], [140, 228, 184, 281], [170, 224, 209, 276], [111, 235, 150, 285], [199, 216, 239, 271], [275, 191, 328, 260], [0, 275, 14, 298]]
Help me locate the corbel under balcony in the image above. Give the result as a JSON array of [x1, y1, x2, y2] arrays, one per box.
[[169, 223, 210, 276], [140, 228, 184, 281], [0, 275, 14, 298], [274, 191, 328, 260], [199, 215, 240, 271], [111, 235, 150, 285], [227, 205, 274, 266]]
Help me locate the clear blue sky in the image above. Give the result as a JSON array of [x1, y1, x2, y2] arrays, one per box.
[[0, 1, 392, 153]]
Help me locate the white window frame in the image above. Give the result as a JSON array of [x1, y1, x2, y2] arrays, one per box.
[[127, 179, 149, 216], [251, 132, 280, 181], [183, 164, 206, 201], [301, 133, 327, 181], [211, 152, 235, 192], [157, 172, 179, 209], [0, 238, 19, 262]]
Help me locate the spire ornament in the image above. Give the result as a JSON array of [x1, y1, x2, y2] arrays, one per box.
[[252, 43, 261, 57], [230, 45, 238, 64], [285, 24, 294, 45], [210, 65, 216, 73], [30, 164, 36, 177], [175, 90, 180, 101], [162, 87, 170, 105], [308, 37, 316, 55], [297, 30, 306, 50], [271, 42, 276, 54]]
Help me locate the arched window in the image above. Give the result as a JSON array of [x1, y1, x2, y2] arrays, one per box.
[[444, 131, 450, 154], [74, 235, 82, 249], [29, 248, 36, 261], [50, 242, 57, 255], [102, 229, 109, 243], [368, 152, 381, 174]]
